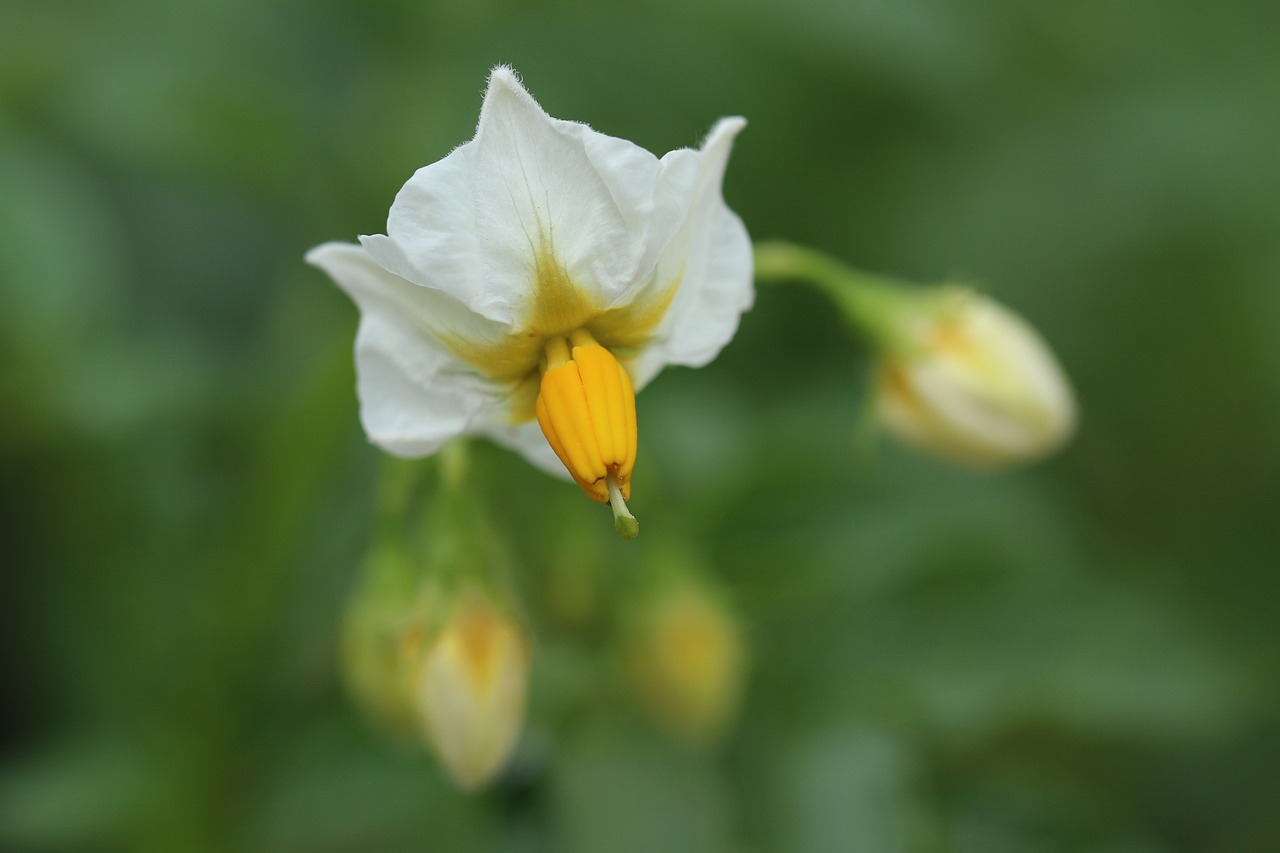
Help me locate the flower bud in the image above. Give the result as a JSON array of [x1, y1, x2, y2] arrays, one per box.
[[626, 576, 746, 742], [410, 589, 529, 790], [874, 288, 1075, 466]]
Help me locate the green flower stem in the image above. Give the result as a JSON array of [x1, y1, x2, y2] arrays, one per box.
[[365, 439, 517, 618], [371, 456, 424, 554], [754, 240, 920, 353], [438, 439, 471, 497], [367, 442, 481, 589]]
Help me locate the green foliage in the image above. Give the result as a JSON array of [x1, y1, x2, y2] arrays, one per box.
[[2, 0, 1278, 850]]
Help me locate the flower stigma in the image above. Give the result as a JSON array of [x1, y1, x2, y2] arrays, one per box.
[[535, 328, 640, 539]]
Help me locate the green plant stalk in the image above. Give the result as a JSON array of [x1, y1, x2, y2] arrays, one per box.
[[753, 240, 928, 354]]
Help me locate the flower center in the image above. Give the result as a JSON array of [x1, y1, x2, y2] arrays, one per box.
[[535, 328, 639, 539]]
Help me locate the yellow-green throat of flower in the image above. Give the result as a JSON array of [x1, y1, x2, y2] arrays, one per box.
[[535, 328, 639, 540]]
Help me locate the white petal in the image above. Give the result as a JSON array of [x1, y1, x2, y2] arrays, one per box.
[[478, 418, 574, 482], [581, 131, 700, 310], [305, 242, 506, 456], [369, 67, 682, 329], [628, 118, 754, 389], [358, 141, 491, 320]]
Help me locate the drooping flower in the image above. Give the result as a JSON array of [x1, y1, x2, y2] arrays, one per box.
[[875, 287, 1076, 466], [307, 67, 753, 536]]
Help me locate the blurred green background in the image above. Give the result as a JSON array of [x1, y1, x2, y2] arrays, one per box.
[[3, 0, 1278, 850]]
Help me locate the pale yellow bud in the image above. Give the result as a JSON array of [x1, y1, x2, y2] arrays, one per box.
[[412, 593, 529, 790], [875, 289, 1076, 466], [627, 581, 746, 742]]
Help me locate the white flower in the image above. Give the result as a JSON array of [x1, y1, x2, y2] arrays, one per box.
[[875, 288, 1076, 466], [307, 67, 752, 532], [412, 592, 529, 790]]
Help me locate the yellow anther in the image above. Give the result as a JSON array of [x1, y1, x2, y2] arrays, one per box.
[[535, 331, 638, 530]]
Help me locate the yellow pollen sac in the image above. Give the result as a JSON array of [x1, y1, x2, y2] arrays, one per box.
[[535, 329, 639, 538]]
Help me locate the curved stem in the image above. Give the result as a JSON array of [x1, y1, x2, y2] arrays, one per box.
[[754, 240, 918, 352]]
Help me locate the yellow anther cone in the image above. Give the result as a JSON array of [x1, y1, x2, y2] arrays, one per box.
[[535, 332, 638, 537]]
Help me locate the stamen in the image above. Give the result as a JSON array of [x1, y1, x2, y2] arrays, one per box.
[[608, 473, 639, 540], [568, 327, 598, 348], [536, 331, 640, 536], [544, 335, 571, 369]]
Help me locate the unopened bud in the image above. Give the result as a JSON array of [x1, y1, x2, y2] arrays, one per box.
[[875, 288, 1075, 466], [411, 590, 529, 790]]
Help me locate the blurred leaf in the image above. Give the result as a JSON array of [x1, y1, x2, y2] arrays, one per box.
[[551, 724, 734, 853], [775, 727, 929, 853]]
